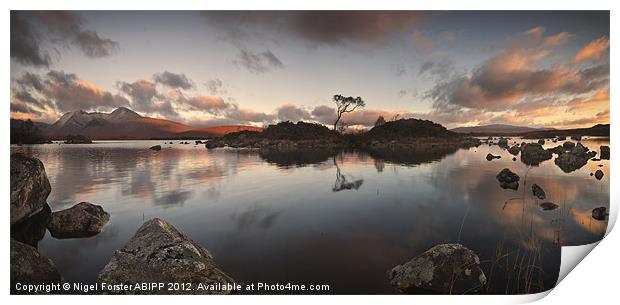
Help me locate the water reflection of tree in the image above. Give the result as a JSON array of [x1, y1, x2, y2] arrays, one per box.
[[332, 156, 364, 192]]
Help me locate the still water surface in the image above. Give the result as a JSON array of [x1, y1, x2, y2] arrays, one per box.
[[11, 138, 609, 294]]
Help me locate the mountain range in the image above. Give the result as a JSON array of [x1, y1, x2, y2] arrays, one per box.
[[40, 107, 262, 140], [450, 124, 555, 135]]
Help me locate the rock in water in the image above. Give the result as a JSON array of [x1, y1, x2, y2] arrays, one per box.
[[10, 238, 62, 293], [539, 202, 559, 211], [571, 135, 582, 141], [563, 141, 575, 151], [554, 143, 597, 173], [387, 243, 486, 294], [595, 170, 604, 180], [47, 202, 110, 239], [10, 153, 52, 226], [97, 218, 235, 294], [149, 145, 161, 151], [497, 138, 508, 149], [537, 139, 545, 145], [532, 184, 546, 200], [600, 146, 610, 160], [508, 144, 520, 156], [496, 168, 520, 190], [11, 204, 52, 247], [592, 207, 609, 220], [486, 153, 501, 161], [520, 143, 552, 166]]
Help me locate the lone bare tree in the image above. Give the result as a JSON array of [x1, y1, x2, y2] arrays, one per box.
[[332, 94, 366, 131]]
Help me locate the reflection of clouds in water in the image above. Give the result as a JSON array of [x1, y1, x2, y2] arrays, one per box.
[[153, 189, 193, 207], [230, 204, 281, 231]]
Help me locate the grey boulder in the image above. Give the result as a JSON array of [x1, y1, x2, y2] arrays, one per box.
[[496, 168, 520, 190], [47, 202, 110, 239], [97, 218, 235, 294], [387, 243, 486, 294], [10, 238, 62, 293], [10, 153, 51, 226]]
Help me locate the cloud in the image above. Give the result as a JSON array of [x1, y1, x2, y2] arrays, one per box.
[[204, 79, 227, 95], [234, 48, 285, 73], [203, 11, 425, 47], [153, 71, 194, 89], [10, 11, 119, 67], [566, 89, 609, 112], [573, 36, 610, 63], [310, 105, 337, 125], [523, 26, 545, 38], [276, 104, 312, 122], [428, 46, 608, 110], [75, 31, 119, 57], [117, 79, 179, 117], [225, 105, 275, 122], [418, 55, 455, 80], [542, 32, 571, 47], [183, 95, 230, 114], [10, 12, 51, 67], [11, 70, 130, 119]]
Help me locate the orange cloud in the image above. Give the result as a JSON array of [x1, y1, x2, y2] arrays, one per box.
[[566, 89, 610, 112], [573, 36, 610, 63], [542, 32, 571, 47]]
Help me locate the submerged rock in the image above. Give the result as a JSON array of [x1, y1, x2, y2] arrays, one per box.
[[10, 153, 52, 226], [520, 143, 552, 166], [532, 184, 546, 200], [496, 168, 520, 190], [592, 207, 609, 221], [600, 146, 610, 160], [595, 170, 604, 180], [571, 135, 582, 141], [387, 243, 486, 294], [508, 144, 520, 156], [10, 238, 62, 293], [97, 218, 235, 294], [47, 202, 110, 239], [149, 145, 161, 151], [486, 153, 501, 161], [539, 202, 558, 211]]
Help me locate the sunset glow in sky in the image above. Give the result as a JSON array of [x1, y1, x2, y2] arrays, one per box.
[[10, 11, 610, 129]]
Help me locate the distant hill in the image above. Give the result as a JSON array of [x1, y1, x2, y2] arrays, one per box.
[[521, 124, 609, 139], [450, 124, 554, 135], [19, 107, 263, 140]]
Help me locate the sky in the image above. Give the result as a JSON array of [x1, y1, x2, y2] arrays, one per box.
[[10, 11, 610, 129]]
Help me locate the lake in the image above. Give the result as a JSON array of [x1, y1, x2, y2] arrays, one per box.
[[10, 137, 609, 294]]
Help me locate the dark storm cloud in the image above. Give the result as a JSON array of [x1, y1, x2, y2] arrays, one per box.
[[10, 11, 119, 67], [153, 71, 194, 90], [75, 31, 120, 57], [10, 12, 51, 67], [234, 49, 285, 74], [203, 11, 425, 47]]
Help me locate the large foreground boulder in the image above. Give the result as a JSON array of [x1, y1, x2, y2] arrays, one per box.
[[97, 218, 235, 294], [47, 202, 110, 239], [10, 238, 62, 293], [387, 243, 486, 294], [10, 153, 51, 226], [496, 168, 520, 190]]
